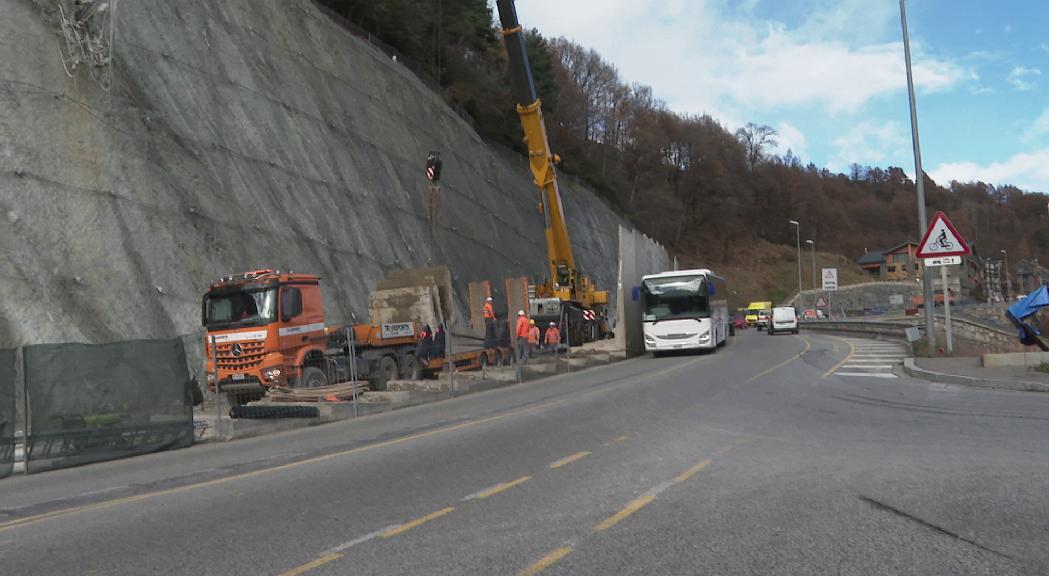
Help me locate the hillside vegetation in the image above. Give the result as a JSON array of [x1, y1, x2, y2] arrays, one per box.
[[317, 0, 1048, 300]]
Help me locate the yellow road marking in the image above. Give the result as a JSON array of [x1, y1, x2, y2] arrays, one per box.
[[549, 451, 591, 469], [822, 335, 857, 378], [277, 553, 343, 576], [381, 507, 455, 538], [673, 459, 712, 483], [0, 399, 568, 535], [518, 547, 573, 576], [593, 494, 656, 532], [745, 336, 812, 383], [470, 476, 532, 500]]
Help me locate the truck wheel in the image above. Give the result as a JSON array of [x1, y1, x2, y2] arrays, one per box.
[[372, 356, 398, 391], [402, 354, 421, 380], [300, 367, 328, 389]]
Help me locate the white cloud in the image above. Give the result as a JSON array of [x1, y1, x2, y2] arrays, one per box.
[[514, 1, 974, 118], [828, 121, 909, 173], [1008, 66, 1041, 91], [1042, 43, 1049, 53], [930, 148, 1049, 192], [772, 121, 808, 161], [1021, 108, 1049, 143]]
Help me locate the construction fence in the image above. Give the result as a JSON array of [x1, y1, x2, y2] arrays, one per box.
[[0, 337, 195, 477], [0, 349, 15, 479]]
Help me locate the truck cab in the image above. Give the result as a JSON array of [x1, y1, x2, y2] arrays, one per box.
[[202, 270, 327, 397]]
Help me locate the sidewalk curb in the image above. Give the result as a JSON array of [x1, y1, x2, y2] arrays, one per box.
[[196, 351, 630, 442], [902, 358, 1049, 393]]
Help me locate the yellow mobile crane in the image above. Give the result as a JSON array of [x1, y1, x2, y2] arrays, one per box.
[[496, 0, 609, 342]]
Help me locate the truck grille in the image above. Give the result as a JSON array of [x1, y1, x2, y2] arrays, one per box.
[[215, 340, 266, 370]]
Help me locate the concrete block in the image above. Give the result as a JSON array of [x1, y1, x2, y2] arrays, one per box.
[[387, 379, 450, 392], [563, 357, 591, 369], [362, 391, 409, 404], [982, 351, 1049, 368], [522, 363, 558, 380], [586, 353, 612, 364]]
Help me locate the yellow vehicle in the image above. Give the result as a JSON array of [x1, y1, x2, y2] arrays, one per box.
[[745, 301, 774, 330]]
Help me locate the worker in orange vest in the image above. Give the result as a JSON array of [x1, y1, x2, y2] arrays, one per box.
[[483, 296, 496, 348], [528, 319, 541, 356], [544, 322, 561, 353], [515, 310, 531, 361]]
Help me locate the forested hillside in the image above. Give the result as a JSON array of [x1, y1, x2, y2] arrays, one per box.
[[317, 0, 1049, 268]]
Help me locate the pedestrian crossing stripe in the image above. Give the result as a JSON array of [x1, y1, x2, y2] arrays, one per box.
[[829, 336, 910, 379]]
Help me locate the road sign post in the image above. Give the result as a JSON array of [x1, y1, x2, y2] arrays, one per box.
[[917, 212, 970, 356], [941, 265, 953, 354]]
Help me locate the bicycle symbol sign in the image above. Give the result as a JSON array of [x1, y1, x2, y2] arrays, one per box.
[[916, 212, 970, 259]]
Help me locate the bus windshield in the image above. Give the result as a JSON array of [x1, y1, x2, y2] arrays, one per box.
[[642, 275, 709, 321]]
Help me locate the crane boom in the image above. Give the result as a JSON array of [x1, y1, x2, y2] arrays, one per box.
[[495, 0, 607, 314]]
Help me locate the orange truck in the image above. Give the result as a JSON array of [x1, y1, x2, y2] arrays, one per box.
[[202, 269, 509, 404], [202, 269, 424, 401]]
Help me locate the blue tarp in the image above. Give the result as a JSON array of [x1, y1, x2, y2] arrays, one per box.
[[1008, 285, 1049, 320]]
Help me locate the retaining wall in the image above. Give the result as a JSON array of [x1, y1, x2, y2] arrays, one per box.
[[0, 0, 626, 361]]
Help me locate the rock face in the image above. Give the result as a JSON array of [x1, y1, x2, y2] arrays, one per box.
[[0, 0, 623, 350]]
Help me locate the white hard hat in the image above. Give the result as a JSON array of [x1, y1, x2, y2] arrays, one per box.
[[549, 322, 556, 326], [486, 297, 493, 302], [517, 309, 525, 316]]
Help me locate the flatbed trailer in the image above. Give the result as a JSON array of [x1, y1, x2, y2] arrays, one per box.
[[422, 346, 513, 375]]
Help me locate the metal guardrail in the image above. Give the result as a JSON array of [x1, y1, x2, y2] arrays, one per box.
[[799, 320, 912, 338]]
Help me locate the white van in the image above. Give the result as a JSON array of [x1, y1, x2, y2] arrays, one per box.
[[768, 306, 799, 335]]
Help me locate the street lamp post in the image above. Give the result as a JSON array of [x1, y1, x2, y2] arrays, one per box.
[[1001, 249, 1011, 300], [789, 220, 801, 302], [806, 240, 816, 290], [900, 0, 936, 349]]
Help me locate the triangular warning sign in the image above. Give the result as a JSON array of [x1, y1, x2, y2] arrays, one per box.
[[815, 297, 827, 307], [916, 211, 970, 258]]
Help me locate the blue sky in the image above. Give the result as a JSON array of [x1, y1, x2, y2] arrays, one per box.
[[512, 0, 1049, 192]]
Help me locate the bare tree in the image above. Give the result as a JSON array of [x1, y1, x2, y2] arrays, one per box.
[[734, 122, 778, 171]]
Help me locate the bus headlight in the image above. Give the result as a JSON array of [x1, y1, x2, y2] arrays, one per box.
[[698, 330, 711, 341]]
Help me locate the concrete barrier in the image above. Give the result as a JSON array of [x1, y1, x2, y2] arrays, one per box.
[[981, 351, 1049, 368]]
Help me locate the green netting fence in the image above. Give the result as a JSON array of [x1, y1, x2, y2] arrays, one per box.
[[23, 338, 194, 474], [0, 349, 15, 479]]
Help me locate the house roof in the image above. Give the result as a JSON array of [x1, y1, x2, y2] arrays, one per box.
[[857, 251, 885, 265], [885, 241, 919, 255]]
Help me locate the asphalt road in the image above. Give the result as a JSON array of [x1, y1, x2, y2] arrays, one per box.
[[1, 331, 1047, 575]]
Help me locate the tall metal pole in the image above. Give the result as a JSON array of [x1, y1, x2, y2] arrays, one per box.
[[210, 335, 222, 439], [806, 240, 817, 290], [790, 220, 802, 301], [941, 265, 953, 354], [1001, 250, 1011, 300], [900, 0, 936, 348], [346, 327, 359, 418]]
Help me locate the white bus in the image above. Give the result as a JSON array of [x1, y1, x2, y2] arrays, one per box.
[[640, 269, 730, 354]]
